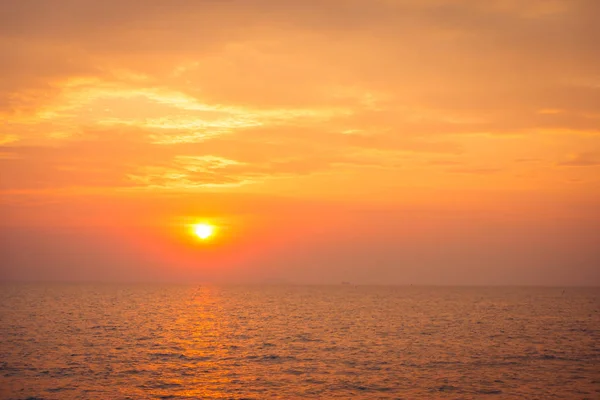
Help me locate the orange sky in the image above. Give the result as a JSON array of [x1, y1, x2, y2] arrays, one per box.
[[1, 0, 599, 285]]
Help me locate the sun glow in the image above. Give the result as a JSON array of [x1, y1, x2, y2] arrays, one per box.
[[192, 223, 215, 240]]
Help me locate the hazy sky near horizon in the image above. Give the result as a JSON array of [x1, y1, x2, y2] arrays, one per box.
[[1, 0, 599, 285]]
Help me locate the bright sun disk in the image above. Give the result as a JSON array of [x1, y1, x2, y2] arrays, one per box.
[[193, 223, 214, 240]]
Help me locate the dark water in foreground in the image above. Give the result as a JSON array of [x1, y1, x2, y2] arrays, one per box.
[[0, 285, 598, 399]]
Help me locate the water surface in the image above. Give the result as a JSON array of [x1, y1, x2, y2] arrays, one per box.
[[1, 285, 598, 399]]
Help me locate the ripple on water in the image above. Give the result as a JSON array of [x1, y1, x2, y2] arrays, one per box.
[[1, 285, 598, 399]]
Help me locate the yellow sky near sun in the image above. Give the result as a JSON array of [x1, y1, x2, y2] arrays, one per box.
[[0, 0, 599, 284]]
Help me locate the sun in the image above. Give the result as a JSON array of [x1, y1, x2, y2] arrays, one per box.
[[192, 223, 215, 240]]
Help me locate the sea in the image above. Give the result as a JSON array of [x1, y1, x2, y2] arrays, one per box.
[[0, 285, 598, 399]]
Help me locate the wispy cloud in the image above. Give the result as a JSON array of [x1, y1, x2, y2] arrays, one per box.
[[557, 153, 600, 167], [1, 0, 599, 198]]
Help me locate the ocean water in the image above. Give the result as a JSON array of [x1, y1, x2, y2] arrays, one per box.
[[0, 285, 598, 399]]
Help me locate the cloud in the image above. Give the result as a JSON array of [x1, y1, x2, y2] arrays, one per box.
[[428, 160, 464, 166], [2, 0, 599, 114], [557, 152, 600, 167], [1, 0, 599, 198], [446, 167, 502, 175]]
